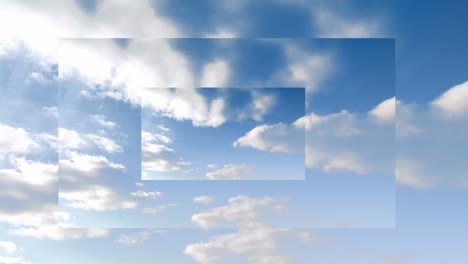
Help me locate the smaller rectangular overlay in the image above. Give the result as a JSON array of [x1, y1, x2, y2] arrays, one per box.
[[141, 87, 305, 180]]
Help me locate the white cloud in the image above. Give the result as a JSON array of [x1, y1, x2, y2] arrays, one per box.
[[157, 124, 170, 132], [143, 88, 279, 131], [59, 39, 194, 105], [59, 128, 88, 150], [142, 158, 182, 173], [177, 161, 192, 166], [142, 88, 226, 128], [395, 101, 422, 138], [0, 37, 57, 71], [85, 134, 123, 153], [36, 132, 58, 150], [184, 228, 289, 264], [206, 164, 252, 180], [1, 209, 110, 240], [206, 164, 217, 169], [296, 232, 317, 243], [313, 7, 383, 38], [30, 71, 47, 83], [395, 160, 437, 190], [0, 210, 56, 230], [272, 43, 334, 92], [300, 100, 395, 175], [193, 196, 215, 204], [191, 196, 284, 229], [0, 1, 179, 39], [0, 256, 28, 264], [142, 131, 172, 145], [200, 60, 230, 87], [59, 128, 122, 153], [42, 106, 58, 118], [59, 151, 125, 179], [141, 130, 188, 176], [59, 185, 137, 211], [130, 190, 163, 200], [296, 110, 361, 137], [250, 91, 276, 122], [0, 157, 57, 220], [0, 124, 40, 158], [431, 81, 468, 118], [117, 230, 163, 245], [395, 85, 468, 190], [142, 143, 174, 156], [369, 97, 396, 124], [9, 226, 110, 240], [0, 241, 16, 255], [322, 155, 368, 175], [204, 29, 236, 38], [233, 122, 304, 154], [90, 114, 117, 129], [142, 204, 178, 215], [0, 157, 57, 186]]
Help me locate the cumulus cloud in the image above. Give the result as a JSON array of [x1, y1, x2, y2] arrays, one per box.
[[59, 128, 122, 153], [271, 43, 334, 92], [59, 39, 194, 105], [0, 256, 28, 264], [0, 241, 16, 255], [0, 126, 109, 240], [191, 196, 284, 229], [395, 82, 468, 189], [205, 164, 252, 180], [59, 151, 125, 180], [0, 1, 180, 39], [298, 99, 395, 175], [89, 114, 117, 129], [142, 158, 183, 173], [30, 71, 48, 83], [184, 228, 290, 264], [1, 209, 110, 240], [0, 124, 41, 158], [142, 204, 178, 215], [56, 38, 336, 114], [142, 130, 172, 145], [187, 194, 296, 263], [369, 97, 396, 124], [9, 226, 110, 240], [144, 143, 174, 154], [142, 88, 226, 128], [250, 91, 276, 122], [0, 158, 57, 218], [0, 157, 57, 187], [200, 60, 229, 87], [431, 80, 468, 118], [193, 196, 215, 204], [130, 190, 163, 200], [395, 160, 437, 190], [142, 143, 174, 157], [322, 155, 368, 175], [42, 106, 58, 118], [117, 230, 164, 245], [313, 7, 383, 38], [233, 121, 304, 154], [141, 130, 186, 177], [59, 185, 137, 211]]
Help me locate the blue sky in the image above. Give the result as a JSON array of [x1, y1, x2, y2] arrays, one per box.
[[1, 0, 468, 263]]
